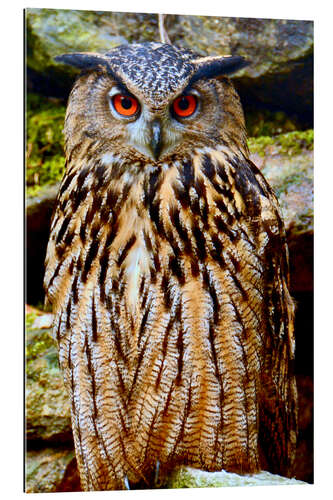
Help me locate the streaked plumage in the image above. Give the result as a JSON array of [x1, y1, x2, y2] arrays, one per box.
[[44, 42, 297, 491]]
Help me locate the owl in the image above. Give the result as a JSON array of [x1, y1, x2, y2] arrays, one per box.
[[44, 42, 297, 491]]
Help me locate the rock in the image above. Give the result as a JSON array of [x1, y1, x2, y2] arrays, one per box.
[[26, 324, 72, 443], [169, 16, 313, 122], [31, 312, 54, 330], [26, 182, 60, 304], [25, 447, 80, 493], [167, 466, 307, 488], [26, 9, 128, 97], [26, 9, 154, 97], [26, 9, 313, 121], [166, 16, 313, 76]]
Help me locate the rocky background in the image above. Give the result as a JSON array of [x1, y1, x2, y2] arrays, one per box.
[[25, 8, 313, 493]]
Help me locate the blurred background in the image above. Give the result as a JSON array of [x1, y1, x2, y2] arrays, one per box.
[[25, 8, 313, 492]]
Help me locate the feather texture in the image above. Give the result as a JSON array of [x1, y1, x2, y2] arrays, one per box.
[[45, 42, 297, 491]]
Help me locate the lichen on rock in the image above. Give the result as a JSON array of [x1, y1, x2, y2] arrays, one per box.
[[248, 130, 313, 229], [167, 466, 307, 489], [25, 447, 78, 493], [26, 323, 72, 443]]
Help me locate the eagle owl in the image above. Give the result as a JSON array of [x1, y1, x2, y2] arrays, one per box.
[[44, 42, 297, 491]]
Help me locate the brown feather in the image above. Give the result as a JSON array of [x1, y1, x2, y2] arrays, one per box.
[[44, 42, 297, 490]]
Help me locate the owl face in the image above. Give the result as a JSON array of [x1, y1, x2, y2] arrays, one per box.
[[58, 43, 248, 163], [105, 77, 228, 161]]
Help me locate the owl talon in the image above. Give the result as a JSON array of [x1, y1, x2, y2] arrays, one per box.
[[124, 475, 130, 490], [154, 460, 160, 486]]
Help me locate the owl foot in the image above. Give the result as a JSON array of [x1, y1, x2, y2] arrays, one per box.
[[124, 475, 130, 490], [154, 460, 160, 486]]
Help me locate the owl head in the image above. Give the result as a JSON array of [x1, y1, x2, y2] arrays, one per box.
[[56, 42, 248, 163]]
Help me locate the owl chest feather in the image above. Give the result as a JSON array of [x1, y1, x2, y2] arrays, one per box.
[[105, 153, 269, 472], [49, 149, 273, 374], [45, 148, 290, 484]]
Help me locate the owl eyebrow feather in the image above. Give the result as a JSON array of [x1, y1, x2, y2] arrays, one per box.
[[55, 53, 110, 71], [185, 55, 249, 90], [107, 75, 132, 96], [54, 53, 130, 95]]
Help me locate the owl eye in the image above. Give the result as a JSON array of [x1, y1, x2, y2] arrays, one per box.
[[112, 94, 140, 117], [172, 94, 197, 118]]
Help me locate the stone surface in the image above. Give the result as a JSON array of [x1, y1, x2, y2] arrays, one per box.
[[25, 447, 80, 493], [167, 466, 308, 489], [26, 182, 60, 304], [25, 448, 309, 493], [25, 324, 72, 443], [249, 133, 313, 232]]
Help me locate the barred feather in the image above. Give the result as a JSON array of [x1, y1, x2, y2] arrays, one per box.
[[44, 42, 297, 491]]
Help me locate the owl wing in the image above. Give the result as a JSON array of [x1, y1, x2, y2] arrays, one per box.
[[43, 163, 141, 490], [248, 161, 298, 477]]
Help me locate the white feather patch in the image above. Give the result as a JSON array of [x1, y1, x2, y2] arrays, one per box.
[[125, 244, 148, 313]]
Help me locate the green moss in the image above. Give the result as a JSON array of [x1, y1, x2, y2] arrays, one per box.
[[246, 109, 301, 137], [168, 469, 230, 489], [169, 470, 200, 488], [26, 93, 66, 193], [26, 312, 37, 329], [45, 351, 59, 370], [248, 129, 314, 157], [26, 327, 59, 381], [26, 316, 55, 357], [26, 329, 55, 361]]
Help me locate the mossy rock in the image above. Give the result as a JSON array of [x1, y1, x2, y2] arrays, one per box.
[[167, 466, 308, 488], [165, 16, 313, 73], [25, 447, 80, 493], [248, 130, 313, 233], [248, 130, 313, 158], [25, 451, 307, 493], [25, 8, 156, 96], [245, 109, 302, 137], [26, 9, 313, 81], [26, 320, 72, 443]]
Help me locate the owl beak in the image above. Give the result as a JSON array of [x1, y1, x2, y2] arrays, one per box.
[[150, 120, 163, 161]]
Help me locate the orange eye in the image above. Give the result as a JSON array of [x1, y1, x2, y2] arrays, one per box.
[[112, 94, 139, 117], [172, 95, 197, 118]]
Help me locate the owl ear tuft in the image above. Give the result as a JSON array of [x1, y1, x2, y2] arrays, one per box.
[[54, 52, 110, 72], [189, 55, 249, 85]]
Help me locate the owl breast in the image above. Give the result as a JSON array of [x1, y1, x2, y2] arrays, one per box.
[[110, 149, 265, 478], [45, 142, 295, 490]]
